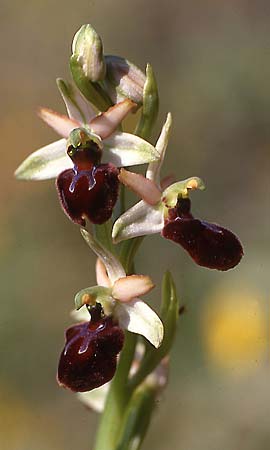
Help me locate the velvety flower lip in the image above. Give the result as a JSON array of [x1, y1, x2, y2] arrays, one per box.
[[162, 198, 243, 271], [56, 163, 119, 226], [112, 113, 243, 271], [57, 305, 124, 392]]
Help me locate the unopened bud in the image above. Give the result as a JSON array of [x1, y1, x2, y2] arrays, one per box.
[[104, 55, 146, 105], [72, 24, 106, 82]]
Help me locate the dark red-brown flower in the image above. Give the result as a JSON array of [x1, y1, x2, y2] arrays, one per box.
[[56, 164, 119, 226], [162, 197, 243, 271], [56, 133, 119, 226], [57, 311, 124, 392]]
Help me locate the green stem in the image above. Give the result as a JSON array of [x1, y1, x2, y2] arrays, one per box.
[[94, 57, 160, 450], [119, 237, 144, 274], [115, 384, 156, 450], [94, 220, 115, 254], [94, 331, 137, 450], [128, 272, 179, 391]]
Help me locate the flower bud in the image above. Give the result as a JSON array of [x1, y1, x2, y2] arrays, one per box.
[[104, 55, 146, 105], [72, 24, 106, 82]]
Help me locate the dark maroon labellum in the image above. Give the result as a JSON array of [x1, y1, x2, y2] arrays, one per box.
[[162, 198, 243, 271], [57, 316, 124, 392], [56, 163, 119, 226]]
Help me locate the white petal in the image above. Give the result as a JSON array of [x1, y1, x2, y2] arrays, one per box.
[[112, 275, 155, 302], [57, 78, 96, 123], [15, 138, 72, 180], [77, 383, 110, 413], [112, 200, 164, 243], [38, 107, 80, 138], [96, 258, 111, 287], [103, 132, 160, 167], [119, 169, 161, 205], [71, 305, 89, 322], [114, 298, 164, 348], [80, 228, 126, 283], [89, 100, 136, 139], [146, 113, 172, 187]]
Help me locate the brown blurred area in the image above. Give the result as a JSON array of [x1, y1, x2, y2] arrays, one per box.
[[1, 1, 269, 449]]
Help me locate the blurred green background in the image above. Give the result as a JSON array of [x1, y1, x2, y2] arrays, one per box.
[[1, 1, 269, 449]]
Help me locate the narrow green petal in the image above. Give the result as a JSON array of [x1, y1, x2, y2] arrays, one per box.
[[146, 112, 172, 186]]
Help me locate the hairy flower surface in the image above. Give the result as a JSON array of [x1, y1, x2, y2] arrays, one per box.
[[58, 307, 124, 392], [15, 81, 159, 224], [162, 197, 243, 270], [56, 128, 120, 225], [113, 114, 243, 271]]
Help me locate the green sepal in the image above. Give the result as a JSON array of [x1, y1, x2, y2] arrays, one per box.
[[115, 383, 156, 450], [74, 286, 113, 311], [57, 78, 88, 123], [135, 64, 159, 140], [128, 271, 179, 390], [70, 55, 112, 112]]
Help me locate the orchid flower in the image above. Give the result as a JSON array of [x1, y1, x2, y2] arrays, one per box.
[[112, 113, 243, 271], [57, 228, 163, 392], [15, 81, 159, 225], [74, 228, 163, 347]]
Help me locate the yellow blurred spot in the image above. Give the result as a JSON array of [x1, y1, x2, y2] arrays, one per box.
[[201, 287, 268, 376]]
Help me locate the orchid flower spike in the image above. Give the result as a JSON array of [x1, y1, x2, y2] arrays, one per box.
[[15, 80, 160, 225], [113, 113, 243, 271]]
